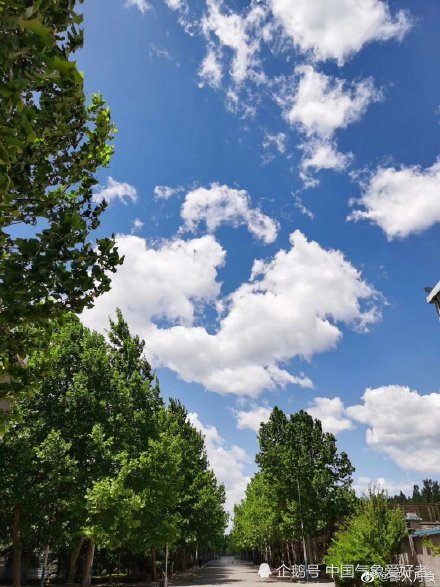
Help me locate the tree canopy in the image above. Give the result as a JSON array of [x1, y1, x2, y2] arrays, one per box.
[[232, 407, 355, 567], [256, 408, 355, 539], [0, 0, 122, 397], [0, 312, 227, 587], [324, 489, 407, 585]]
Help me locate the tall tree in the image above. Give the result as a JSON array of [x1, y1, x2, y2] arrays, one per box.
[[0, 1, 122, 398], [231, 473, 281, 556], [0, 312, 227, 585], [0, 313, 163, 586], [256, 408, 355, 542], [0, 427, 77, 587], [167, 400, 227, 567]]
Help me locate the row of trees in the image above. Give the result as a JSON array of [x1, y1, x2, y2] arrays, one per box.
[[231, 408, 355, 566], [390, 479, 440, 504], [1, 3, 228, 585], [231, 408, 412, 585], [0, 313, 227, 587]]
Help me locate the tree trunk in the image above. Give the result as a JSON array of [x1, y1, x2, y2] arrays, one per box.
[[68, 537, 85, 583], [151, 546, 157, 582], [40, 544, 50, 587], [12, 505, 22, 587], [80, 540, 95, 587]]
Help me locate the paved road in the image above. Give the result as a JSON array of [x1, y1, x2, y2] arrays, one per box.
[[169, 557, 333, 587]]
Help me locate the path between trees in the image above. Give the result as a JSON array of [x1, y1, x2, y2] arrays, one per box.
[[169, 557, 334, 587]]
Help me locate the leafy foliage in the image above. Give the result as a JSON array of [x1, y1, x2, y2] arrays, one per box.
[[256, 408, 355, 540], [0, 0, 122, 397], [324, 488, 407, 585], [231, 473, 282, 552], [0, 312, 227, 582]]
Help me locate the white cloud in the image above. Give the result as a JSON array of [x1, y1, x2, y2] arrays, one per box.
[[83, 230, 380, 397], [354, 476, 415, 497], [165, 0, 184, 9], [153, 185, 183, 199], [293, 194, 314, 219], [262, 132, 288, 164], [93, 177, 138, 205], [285, 65, 380, 139], [349, 158, 440, 239], [347, 385, 440, 474], [125, 0, 151, 14], [300, 140, 353, 187], [263, 132, 287, 155], [301, 140, 352, 173], [201, 0, 267, 86], [164, 0, 412, 183], [81, 233, 225, 333], [278, 65, 379, 185], [307, 396, 354, 435], [131, 218, 144, 233], [270, 0, 411, 64], [199, 46, 223, 89], [188, 412, 250, 521], [149, 230, 380, 396], [180, 183, 279, 243], [235, 397, 355, 436], [233, 405, 273, 433], [149, 44, 174, 62]]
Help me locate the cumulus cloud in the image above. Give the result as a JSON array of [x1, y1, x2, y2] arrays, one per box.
[[125, 0, 151, 14], [307, 396, 354, 435], [163, 0, 412, 182], [200, 0, 267, 87], [270, 0, 411, 64], [180, 183, 279, 243], [153, 185, 183, 199], [285, 65, 380, 139], [233, 405, 273, 433], [300, 140, 353, 187], [188, 412, 250, 519], [279, 65, 379, 184], [81, 233, 225, 333], [301, 141, 352, 173], [93, 177, 138, 205], [234, 397, 355, 436], [349, 158, 440, 239], [149, 230, 380, 396], [82, 229, 381, 397], [347, 385, 440, 473]]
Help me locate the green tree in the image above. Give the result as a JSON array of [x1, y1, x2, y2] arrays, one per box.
[[420, 479, 440, 503], [0, 312, 227, 585], [412, 485, 422, 502], [256, 408, 355, 544], [324, 488, 407, 585], [0, 1, 122, 398], [231, 473, 281, 556], [0, 427, 76, 587], [0, 313, 163, 586], [167, 400, 227, 568], [84, 423, 183, 582]]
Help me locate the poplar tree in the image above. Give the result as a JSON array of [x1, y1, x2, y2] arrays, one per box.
[[256, 408, 355, 540]]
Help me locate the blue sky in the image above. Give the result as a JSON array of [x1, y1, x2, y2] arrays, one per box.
[[78, 0, 440, 515]]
